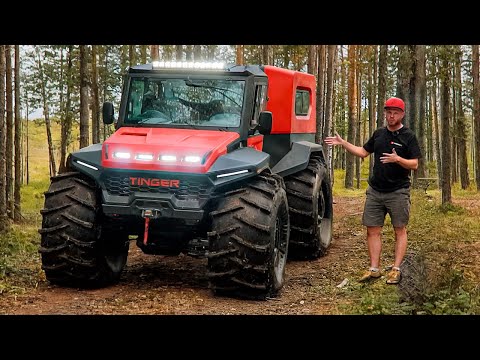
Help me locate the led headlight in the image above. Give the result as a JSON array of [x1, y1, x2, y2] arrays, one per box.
[[159, 155, 177, 162], [113, 152, 131, 159], [135, 153, 154, 161]]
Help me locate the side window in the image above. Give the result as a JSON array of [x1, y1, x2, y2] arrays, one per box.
[[128, 79, 145, 118], [295, 89, 310, 116], [252, 85, 267, 129]]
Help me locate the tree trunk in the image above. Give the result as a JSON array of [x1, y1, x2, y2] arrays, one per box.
[[185, 45, 193, 61], [323, 45, 336, 182], [439, 46, 452, 205], [0, 45, 8, 231], [307, 45, 315, 74], [150, 45, 159, 61], [193, 45, 201, 61], [14, 45, 21, 222], [454, 46, 469, 189], [414, 45, 427, 181], [355, 47, 362, 189], [262, 45, 271, 65], [140, 45, 147, 64], [91, 45, 100, 144], [345, 45, 357, 189], [315, 45, 326, 144], [175, 45, 183, 61], [236, 45, 244, 65], [36, 48, 56, 177], [206, 46, 215, 61], [129, 45, 136, 66], [368, 45, 376, 177], [336, 45, 347, 170], [376, 45, 387, 128], [25, 94, 29, 185], [473, 45, 480, 191], [6, 45, 14, 218], [430, 47, 442, 185], [59, 46, 73, 173], [79, 45, 89, 149]]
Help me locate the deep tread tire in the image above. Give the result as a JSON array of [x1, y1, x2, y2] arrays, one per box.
[[207, 173, 289, 300], [398, 251, 427, 304], [39, 172, 129, 287], [284, 155, 333, 259]]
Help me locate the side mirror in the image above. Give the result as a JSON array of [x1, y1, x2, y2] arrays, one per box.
[[257, 111, 272, 135], [102, 102, 115, 125]]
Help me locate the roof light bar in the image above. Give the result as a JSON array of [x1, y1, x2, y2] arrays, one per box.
[[152, 61, 226, 70]]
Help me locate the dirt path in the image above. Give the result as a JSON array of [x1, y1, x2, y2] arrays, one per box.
[[1, 195, 369, 315]]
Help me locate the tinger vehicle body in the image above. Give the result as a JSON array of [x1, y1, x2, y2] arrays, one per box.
[[39, 61, 333, 299]]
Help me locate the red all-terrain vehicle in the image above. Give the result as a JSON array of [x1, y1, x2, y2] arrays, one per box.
[[39, 62, 333, 299]]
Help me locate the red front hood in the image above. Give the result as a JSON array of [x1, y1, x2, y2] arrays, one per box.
[[102, 127, 240, 173]]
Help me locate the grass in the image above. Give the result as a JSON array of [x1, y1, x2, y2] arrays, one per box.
[[330, 168, 480, 314]]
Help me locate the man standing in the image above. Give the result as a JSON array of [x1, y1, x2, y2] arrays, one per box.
[[324, 97, 422, 284]]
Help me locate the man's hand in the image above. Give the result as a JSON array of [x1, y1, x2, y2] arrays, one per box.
[[380, 148, 400, 164], [324, 131, 344, 146]]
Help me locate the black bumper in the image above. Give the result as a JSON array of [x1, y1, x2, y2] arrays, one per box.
[[102, 190, 205, 220]]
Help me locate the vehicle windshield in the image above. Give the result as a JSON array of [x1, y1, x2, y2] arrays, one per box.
[[124, 77, 245, 127]]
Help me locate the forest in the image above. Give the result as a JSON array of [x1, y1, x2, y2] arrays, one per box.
[[0, 45, 479, 314], [1, 45, 479, 229]]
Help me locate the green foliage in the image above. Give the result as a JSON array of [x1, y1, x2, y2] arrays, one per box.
[[329, 167, 480, 314], [0, 225, 41, 295], [422, 269, 480, 315]]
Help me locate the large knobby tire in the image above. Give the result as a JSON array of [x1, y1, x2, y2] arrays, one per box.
[[207, 173, 290, 300], [39, 172, 129, 287], [398, 251, 428, 305], [284, 155, 333, 259]]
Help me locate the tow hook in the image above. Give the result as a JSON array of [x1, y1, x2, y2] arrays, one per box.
[[142, 209, 159, 245]]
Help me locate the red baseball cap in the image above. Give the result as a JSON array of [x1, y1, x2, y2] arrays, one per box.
[[384, 97, 405, 112]]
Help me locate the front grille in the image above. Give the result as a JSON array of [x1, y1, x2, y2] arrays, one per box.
[[103, 175, 212, 199]]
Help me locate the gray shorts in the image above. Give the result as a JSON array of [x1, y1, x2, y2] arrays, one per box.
[[362, 186, 411, 227]]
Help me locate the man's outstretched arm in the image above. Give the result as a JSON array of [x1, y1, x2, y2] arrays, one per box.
[[324, 132, 370, 158]]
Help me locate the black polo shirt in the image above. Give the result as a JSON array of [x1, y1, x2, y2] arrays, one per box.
[[363, 126, 422, 192]]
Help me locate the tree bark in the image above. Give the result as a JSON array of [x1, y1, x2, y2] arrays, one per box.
[[368, 45, 376, 177], [454, 46, 469, 189], [315, 45, 326, 144], [5, 45, 14, 218], [262, 45, 272, 65], [0, 45, 9, 231], [236, 45, 244, 65], [140, 45, 147, 64], [323, 45, 336, 181], [185, 45, 193, 61], [345, 45, 357, 189], [91, 45, 100, 144], [414, 45, 427, 181], [150, 45, 159, 61], [175, 45, 183, 61], [129, 45, 136, 66], [193, 45, 201, 61], [439, 46, 452, 205], [59, 46, 73, 173], [79, 46, 90, 149], [473, 45, 480, 191], [36, 48, 56, 177], [14, 45, 21, 222], [376, 45, 387, 128]]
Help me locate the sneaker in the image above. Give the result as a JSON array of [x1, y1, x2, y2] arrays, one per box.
[[359, 268, 382, 282], [386, 268, 401, 284]]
